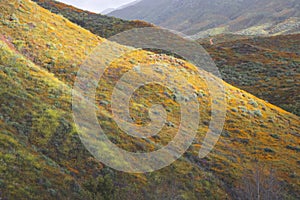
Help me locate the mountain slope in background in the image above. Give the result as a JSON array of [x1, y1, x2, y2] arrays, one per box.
[[199, 34, 300, 116], [101, 8, 116, 15], [0, 0, 299, 199], [109, 0, 300, 38], [32, 0, 153, 38]]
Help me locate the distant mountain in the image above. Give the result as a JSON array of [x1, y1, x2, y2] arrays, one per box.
[[117, 0, 142, 10], [101, 8, 116, 15], [109, 0, 300, 38], [101, 0, 142, 15], [32, 0, 153, 38]]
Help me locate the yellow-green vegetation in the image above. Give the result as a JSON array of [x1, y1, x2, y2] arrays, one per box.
[[0, 0, 299, 199], [33, 0, 299, 116], [32, 0, 300, 116], [0, 0, 103, 85], [0, 39, 88, 199]]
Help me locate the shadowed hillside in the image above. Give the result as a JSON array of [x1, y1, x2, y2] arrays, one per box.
[[0, 0, 299, 199], [199, 34, 300, 116], [32, 0, 153, 38]]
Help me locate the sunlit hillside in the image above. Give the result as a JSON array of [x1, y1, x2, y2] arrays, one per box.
[[0, 0, 299, 199], [30, 1, 300, 116]]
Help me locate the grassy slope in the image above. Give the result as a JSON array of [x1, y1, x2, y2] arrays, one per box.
[[32, 0, 153, 38], [0, 0, 299, 199], [28, 0, 300, 116], [200, 34, 300, 116], [0, 39, 89, 199]]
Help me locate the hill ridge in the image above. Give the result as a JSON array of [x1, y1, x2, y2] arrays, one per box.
[[32, 0, 154, 38]]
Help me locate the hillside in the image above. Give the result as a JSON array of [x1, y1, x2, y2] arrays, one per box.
[[199, 34, 300, 116], [0, 0, 299, 199], [109, 0, 300, 38], [32, 0, 153, 38], [34, 0, 300, 117]]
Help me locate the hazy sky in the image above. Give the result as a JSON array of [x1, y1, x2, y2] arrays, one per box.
[[57, 0, 137, 13]]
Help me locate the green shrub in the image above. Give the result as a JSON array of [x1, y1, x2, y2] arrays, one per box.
[[248, 99, 258, 108], [12, 40, 25, 51], [286, 145, 300, 152], [270, 134, 280, 139], [253, 109, 262, 117], [231, 108, 238, 112], [238, 106, 248, 113], [264, 148, 275, 153]]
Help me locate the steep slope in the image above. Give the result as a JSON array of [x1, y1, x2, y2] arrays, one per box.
[[0, 39, 90, 199], [32, 0, 153, 38], [109, 0, 300, 37], [34, 0, 299, 117], [199, 34, 300, 116], [0, 0, 299, 199]]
